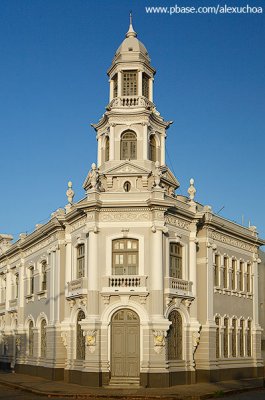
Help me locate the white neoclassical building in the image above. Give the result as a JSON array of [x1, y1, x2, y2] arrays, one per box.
[[0, 18, 264, 387]]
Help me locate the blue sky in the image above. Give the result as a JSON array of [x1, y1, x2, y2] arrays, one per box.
[[0, 0, 264, 242]]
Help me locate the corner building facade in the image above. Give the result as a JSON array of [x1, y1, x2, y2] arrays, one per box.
[[0, 20, 264, 387]]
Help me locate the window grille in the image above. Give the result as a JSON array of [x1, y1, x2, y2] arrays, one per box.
[[142, 73, 149, 98], [41, 262, 47, 291], [247, 320, 252, 356], [224, 318, 229, 358], [76, 310, 86, 360], [168, 310, 183, 360], [29, 321, 34, 356], [223, 257, 228, 288], [240, 320, 244, 357], [122, 70, 137, 96], [40, 319, 47, 358], [231, 260, 236, 290], [214, 255, 220, 287]]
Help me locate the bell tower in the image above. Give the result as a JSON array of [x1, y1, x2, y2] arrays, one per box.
[[85, 15, 179, 196]]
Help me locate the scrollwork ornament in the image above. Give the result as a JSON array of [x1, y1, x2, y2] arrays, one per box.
[[153, 330, 167, 354]]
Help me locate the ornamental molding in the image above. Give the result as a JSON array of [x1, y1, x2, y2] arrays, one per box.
[[208, 231, 256, 252], [165, 215, 190, 231], [70, 217, 87, 232], [153, 330, 167, 354], [24, 235, 57, 257], [99, 210, 151, 222]]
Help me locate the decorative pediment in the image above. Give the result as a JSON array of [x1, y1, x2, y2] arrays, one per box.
[[161, 167, 180, 188], [104, 161, 151, 177]]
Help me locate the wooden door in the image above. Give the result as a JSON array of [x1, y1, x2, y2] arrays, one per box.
[[111, 309, 140, 379]]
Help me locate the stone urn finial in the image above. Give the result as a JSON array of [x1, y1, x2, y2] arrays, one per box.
[[188, 178, 196, 201], [66, 181, 75, 205]]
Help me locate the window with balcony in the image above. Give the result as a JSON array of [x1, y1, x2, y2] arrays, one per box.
[[168, 310, 182, 360], [112, 239, 138, 275], [28, 267, 34, 295], [170, 243, 182, 279], [231, 259, 236, 290], [122, 70, 137, 96], [77, 244, 85, 278], [120, 131, 137, 160], [76, 310, 86, 360], [214, 254, 220, 287], [149, 135, 157, 162], [41, 261, 47, 291], [223, 257, 228, 288], [239, 261, 244, 291], [246, 263, 251, 292]]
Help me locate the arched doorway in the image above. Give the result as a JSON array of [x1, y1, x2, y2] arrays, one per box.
[[111, 309, 140, 382]]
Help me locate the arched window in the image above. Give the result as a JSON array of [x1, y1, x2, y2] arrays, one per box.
[[76, 310, 86, 360], [240, 319, 244, 357], [247, 320, 252, 356], [224, 317, 229, 358], [232, 318, 237, 357], [105, 136, 110, 162], [41, 261, 47, 291], [168, 310, 182, 360], [170, 243, 182, 279], [149, 135, 157, 162], [215, 316, 220, 359], [214, 255, 220, 287], [29, 321, 34, 357], [40, 319, 47, 358], [120, 131, 137, 160], [112, 239, 138, 275]]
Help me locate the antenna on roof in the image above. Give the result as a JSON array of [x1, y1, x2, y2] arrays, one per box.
[[216, 206, 225, 215]]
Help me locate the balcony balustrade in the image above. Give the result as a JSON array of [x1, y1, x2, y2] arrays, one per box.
[[107, 96, 154, 110]]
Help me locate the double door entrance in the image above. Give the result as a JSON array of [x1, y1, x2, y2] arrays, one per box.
[[111, 309, 140, 382]]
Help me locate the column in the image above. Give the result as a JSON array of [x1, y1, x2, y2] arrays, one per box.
[[109, 79, 114, 102], [149, 78, 154, 102], [189, 222, 198, 320], [97, 135, 102, 167], [117, 71, 122, 97], [138, 70, 142, 96], [151, 228, 163, 316], [143, 123, 148, 160], [88, 231, 99, 316], [206, 242, 214, 324], [160, 133, 166, 165], [109, 124, 115, 161], [49, 250, 56, 324]]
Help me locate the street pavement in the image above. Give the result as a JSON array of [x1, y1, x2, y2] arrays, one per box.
[[0, 371, 263, 400]]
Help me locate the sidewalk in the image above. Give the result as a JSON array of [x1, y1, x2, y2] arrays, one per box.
[[0, 371, 263, 399]]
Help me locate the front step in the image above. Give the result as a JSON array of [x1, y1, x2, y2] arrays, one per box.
[[108, 376, 140, 388]]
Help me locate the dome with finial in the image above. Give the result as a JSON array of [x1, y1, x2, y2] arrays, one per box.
[[111, 12, 151, 65]]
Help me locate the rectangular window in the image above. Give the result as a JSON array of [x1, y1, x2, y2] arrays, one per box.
[[112, 239, 138, 275], [247, 320, 252, 356], [224, 318, 229, 358], [122, 70, 137, 96], [113, 74, 118, 98], [77, 244, 85, 278], [142, 73, 149, 98], [170, 243, 182, 279], [232, 319, 237, 357], [214, 255, 220, 287], [223, 257, 228, 288], [246, 263, 251, 292], [231, 259, 236, 290], [239, 261, 244, 291], [240, 320, 244, 357], [41, 262, 47, 291], [29, 267, 34, 295]]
